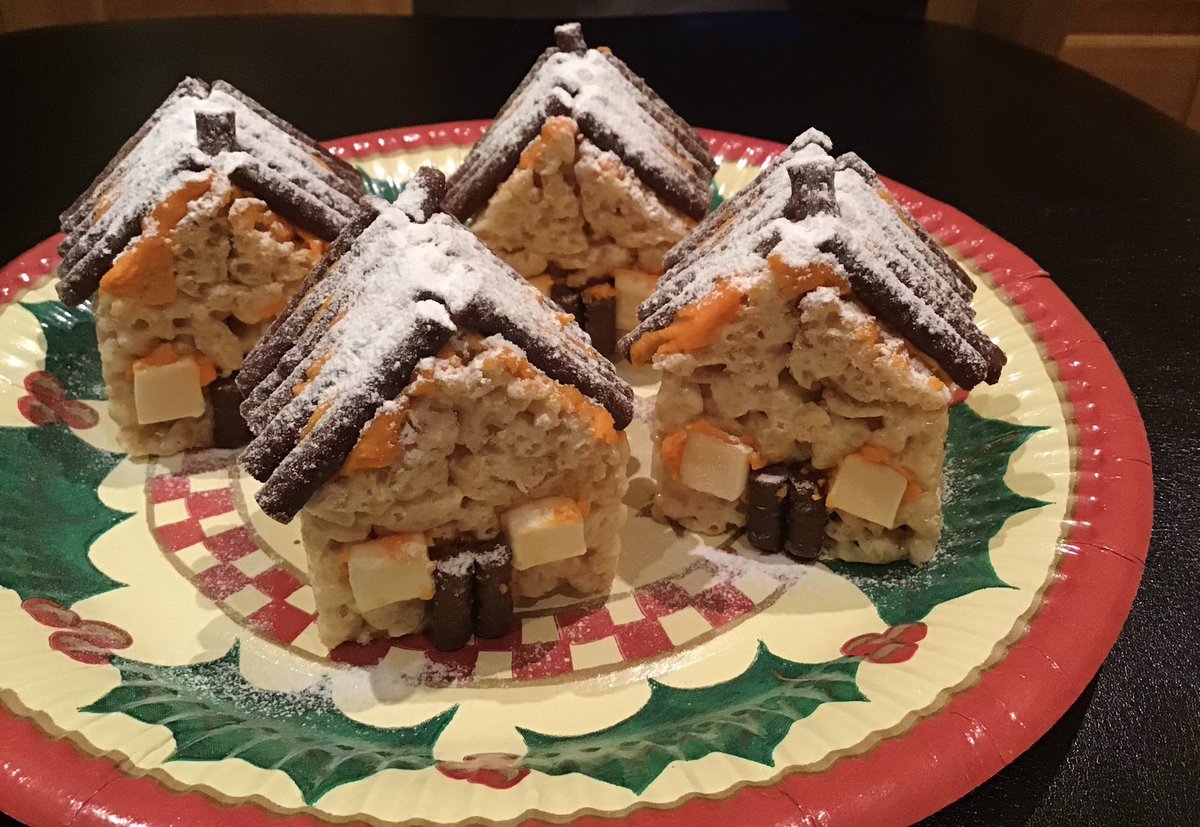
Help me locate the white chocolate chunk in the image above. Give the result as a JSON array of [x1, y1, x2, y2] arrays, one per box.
[[502, 496, 587, 571], [826, 454, 908, 528], [345, 533, 433, 612], [614, 269, 659, 332], [679, 432, 753, 501], [133, 358, 205, 425]]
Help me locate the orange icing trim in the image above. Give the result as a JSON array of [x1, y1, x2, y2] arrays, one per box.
[[340, 352, 467, 477], [340, 407, 409, 476], [99, 237, 177, 305], [301, 397, 334, 439], [293, 350, 333, 397], [549, 500, 585, 525], [99, 174, 215, 305], [150, 175, 214, 235], [337, 531, 429, 565], [131, 343, 216, 387], [629, 279, 746, 366], [484, 350, 617, 444], [766, 255, 849, 298], [518, 116, 578, 170]]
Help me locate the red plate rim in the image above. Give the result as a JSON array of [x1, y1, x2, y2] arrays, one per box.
[[0, 124, 1152, 827]]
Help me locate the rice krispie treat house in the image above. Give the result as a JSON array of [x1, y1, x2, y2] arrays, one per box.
[[56, 78, 364, 456], [441, 22, 717, 357], [238, 170, 634, 650], [619, 130, 1006, 565]]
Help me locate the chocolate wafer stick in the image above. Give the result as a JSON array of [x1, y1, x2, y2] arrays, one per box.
[[238, 203, 381, 394], [783, 156, 838, 221], [196, 109, 236, 156], [227, 160, 350, 239], [472, 542, 514, 639], [442, 95, 572, 221], [583, 283, 617, 357], [454, 295, 634, 430], [60, 77, 210, 231], [551, 281, 583, 319], [254, 308, 456, 521], [209, 80, 362, 187], [601, 52, 716, 176], [56, 214, 144, 306], [406, 166, 448, 221], [821, 237, 990, 389], [429, 549, 476, 652], [783, 466, 827, 561], [210, 375, 253, 448], [554, 22, 587, 53], [574, 108, 710, 221], [747, 466, 789, 553]]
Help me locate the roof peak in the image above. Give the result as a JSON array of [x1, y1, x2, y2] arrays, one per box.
[[619, 131, 1006, 390], [240, 168, 634, 523], [56, 77, 363, 306], [442, 22, 716, 223]]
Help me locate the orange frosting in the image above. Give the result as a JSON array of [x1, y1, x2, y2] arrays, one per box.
[[629, 279, 746, 366], [98, 174, 214, 306], [131, 343, 216, 387], [766, 255, 849, 298], [549, 500, 585, 524], [853, 444, 923, 503], [292, 350, 332, 397], [558, 384, 618, 444], [301, 397, 334, 439], [340, 407, 409, 476], [337, 531, 428, 565], [99, 237, 178, 305], [484, 350, 617, 444], [518, 116, 578, 170], [660, 419, 765, 481], [150, 175, 215, 234]]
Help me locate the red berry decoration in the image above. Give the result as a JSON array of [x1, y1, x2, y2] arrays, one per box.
[[22, 597, 81, 628], [841, 622, 928, 664], [17, 370, 98, 429], [25, 599, 134, 663], [74, 620, 133, 650], [49, 631, 114, 665], [436, 753, 531, 789]]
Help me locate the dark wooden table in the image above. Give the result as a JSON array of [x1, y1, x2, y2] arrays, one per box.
[[1, 12, 1197, 826]]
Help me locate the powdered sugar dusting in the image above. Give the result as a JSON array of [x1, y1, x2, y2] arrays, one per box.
[[57, 78, 361, 305], [624, 132, 1002, 389], [444, 35, 713, 221]]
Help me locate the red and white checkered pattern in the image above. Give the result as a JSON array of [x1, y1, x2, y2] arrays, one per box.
[[149, 456, 315, 647], [149, 455, 788, 684]]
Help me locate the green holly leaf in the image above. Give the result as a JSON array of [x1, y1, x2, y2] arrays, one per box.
[[518, 645, 863, 794], [827, 404, 1048, 625], [0, 423, 129, 605], [357, 167, 402, 203], [82, 643, 457, 804], [20, 300, 106, 400]]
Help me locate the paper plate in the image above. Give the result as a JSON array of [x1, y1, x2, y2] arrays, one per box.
[[0, 124, 1151, 827]]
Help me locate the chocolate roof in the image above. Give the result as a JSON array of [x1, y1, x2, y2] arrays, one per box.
[[56, 78, 364, 306], [239, 169, 635, 523], [442, 22, 717, 223], [619, 130, 1006, 390]]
